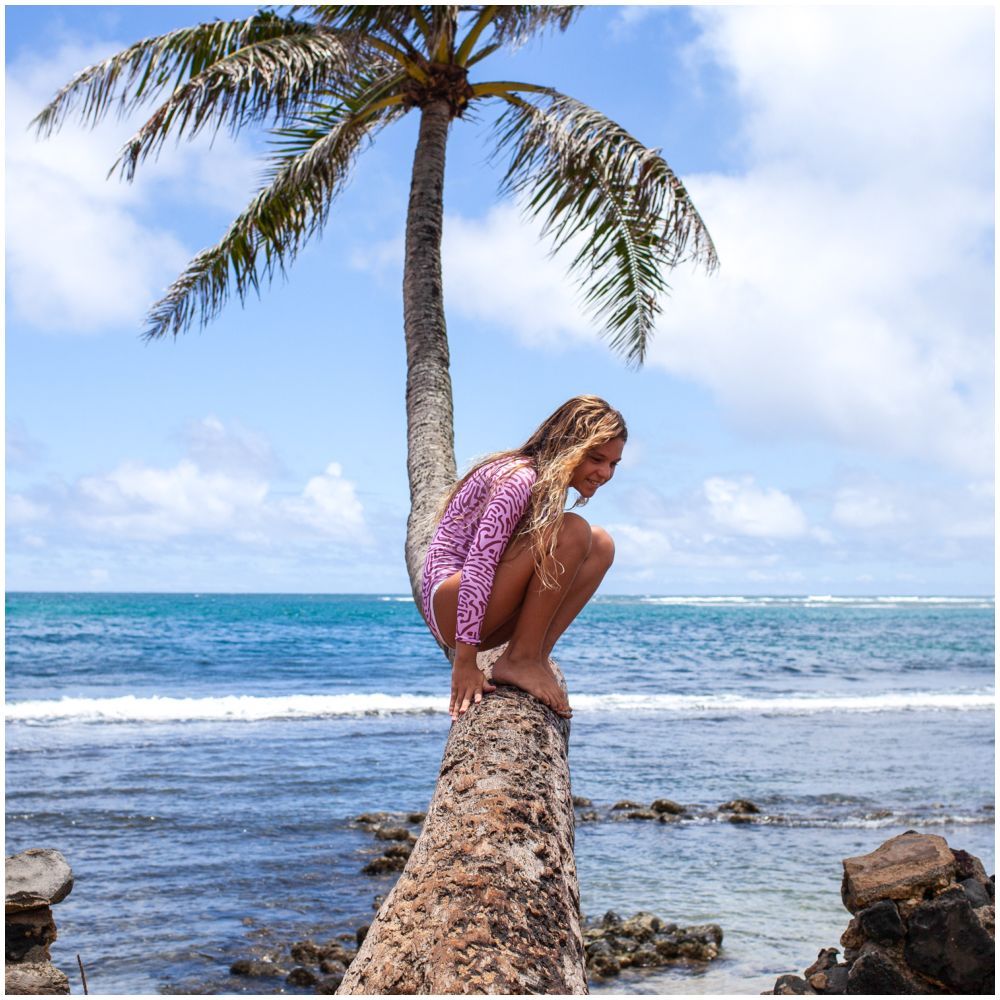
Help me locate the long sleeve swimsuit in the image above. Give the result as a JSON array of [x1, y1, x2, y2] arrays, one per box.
[[421, 456, 536, 649]]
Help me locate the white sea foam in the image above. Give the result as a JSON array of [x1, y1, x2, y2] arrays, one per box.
[[377, 596, 414, 602], [638, 595, 993, 608], [5, 690, 994, 725]]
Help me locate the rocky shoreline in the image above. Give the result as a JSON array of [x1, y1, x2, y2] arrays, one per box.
[[8, 810, 993, 995]]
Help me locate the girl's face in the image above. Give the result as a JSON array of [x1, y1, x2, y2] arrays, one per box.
[[569, 437, 625, 499]]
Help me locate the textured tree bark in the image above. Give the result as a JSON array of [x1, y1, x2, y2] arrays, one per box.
[[402, 98, 458, 602], [337, 655, 588, 995]]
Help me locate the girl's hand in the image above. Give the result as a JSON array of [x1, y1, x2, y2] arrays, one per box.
[[450, 656, 496, 722]]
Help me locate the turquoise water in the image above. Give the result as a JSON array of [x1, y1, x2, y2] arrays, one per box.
[[5, 593, 995, 994]]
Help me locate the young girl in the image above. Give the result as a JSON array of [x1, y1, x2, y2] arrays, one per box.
[[421, 396, 626, 723]]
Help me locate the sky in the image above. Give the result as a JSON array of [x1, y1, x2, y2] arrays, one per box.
[[5, 3, 995, 595]]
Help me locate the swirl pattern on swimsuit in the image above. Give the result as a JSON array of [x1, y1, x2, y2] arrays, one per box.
[[421, 457, 536, 646]]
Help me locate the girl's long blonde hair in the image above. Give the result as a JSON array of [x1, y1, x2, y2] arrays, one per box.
[[434, 395, 628, 589]]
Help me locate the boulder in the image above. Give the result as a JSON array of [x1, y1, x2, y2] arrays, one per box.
[[845, 943, 930, 994], [903, 888, 994, 993], [841, 832, 955, 913], [373, 825, 416, 842], [651, 798, 685, 814], [286, 966, 318, 986], [720, 799, 760, 814], [765, 835, 994, 996], [5, 850, 73, 913], [857, 900, 905, 943], [5, 908, 57, 963], [4, 961, 70, 995]]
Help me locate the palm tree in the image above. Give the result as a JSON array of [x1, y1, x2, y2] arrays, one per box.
[[34, 5, 718, 599]]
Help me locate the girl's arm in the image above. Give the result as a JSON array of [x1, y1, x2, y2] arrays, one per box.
[[455, 462, 536, 650]]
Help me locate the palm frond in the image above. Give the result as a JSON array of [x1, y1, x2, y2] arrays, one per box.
[[302, 5, 425, 50], [489, 6, 581, 50], [491, 90, 719, 366], [111, 30, 388, 181], [144, 67, 408, 340], [32, 10, 320, 137]]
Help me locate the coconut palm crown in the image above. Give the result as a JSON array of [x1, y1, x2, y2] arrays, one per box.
[[34, 5, 718, 600]]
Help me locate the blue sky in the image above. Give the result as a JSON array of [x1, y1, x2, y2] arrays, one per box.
[[5, 4, 994, 595]]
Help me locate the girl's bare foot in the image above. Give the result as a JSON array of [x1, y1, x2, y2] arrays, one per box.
[[490, 652, 572, 718]]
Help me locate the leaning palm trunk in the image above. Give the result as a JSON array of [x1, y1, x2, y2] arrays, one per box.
[[337, 655, 587, 995], [403, 99, 458, 601]]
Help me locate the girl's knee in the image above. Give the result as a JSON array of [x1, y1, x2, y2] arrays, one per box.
[[590, 526, 615, 568], [559, 512, 592, 556]]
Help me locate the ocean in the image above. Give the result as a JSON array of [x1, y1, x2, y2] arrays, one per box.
[[5, 592, 995, 995]]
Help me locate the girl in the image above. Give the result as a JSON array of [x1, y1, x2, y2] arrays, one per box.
[[421, 396, 626, 723]]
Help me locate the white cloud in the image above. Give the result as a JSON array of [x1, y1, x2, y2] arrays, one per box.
[[704, 475, 809, 539], [7, 494, 49, 524], [392, 7, 993, 479], [179, 415, 282, 478], [11, 418, 369, 546], [6, 39, 260, 333], [648, 7, 993, 477], [280, 462, 366, 538], [832, 488, 897, 529], [353, 204, 593, 347]]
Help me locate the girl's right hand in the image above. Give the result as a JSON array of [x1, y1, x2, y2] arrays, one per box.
[[450, 657, 496, 721]]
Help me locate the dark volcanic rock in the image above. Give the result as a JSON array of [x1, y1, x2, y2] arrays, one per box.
[[651, 798, 685, 814], [845, 944, 928, 994], [572, 796, 592, 807], [373, 825, 416, 842], [719, 798, 760, 814], [289, 940, 322, 965], [772, 973, 816, 994], [765, 835, 994, 996], [961, 877, 991, 909], [582, 909, 722, 981], [857, 899, 905, 943], [904, 887, 994, 993], [230, 958, 282, 977], [803, 947, 839, 977], [316, 972, 345, 993], [611, 799, 644, 810], [362, 853, 408, 874], [286, 966, 317, 986]]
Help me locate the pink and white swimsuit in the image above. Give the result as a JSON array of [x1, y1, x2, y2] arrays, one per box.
[[421, 456, 537, 650]]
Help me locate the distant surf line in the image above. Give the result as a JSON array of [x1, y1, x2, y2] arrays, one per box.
[[6, 689, 994, 725]]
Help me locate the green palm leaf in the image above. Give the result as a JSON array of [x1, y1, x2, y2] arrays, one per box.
[[144, 66, 408, 341], [111, 30, 389, 182], [488, 6, 581, 48], [491, 90, 718, 366], [31, 10, 320, 138]]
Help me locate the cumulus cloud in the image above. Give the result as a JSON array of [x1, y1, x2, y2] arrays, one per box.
[[10, 418, 369, 547], [6, 39, 260, 333], [652, 7, 993, 477], [704, 476, 809, 539], [383, 7, 993, 478]]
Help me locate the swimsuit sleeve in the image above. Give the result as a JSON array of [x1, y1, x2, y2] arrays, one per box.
[[455, 463, 536, 646]]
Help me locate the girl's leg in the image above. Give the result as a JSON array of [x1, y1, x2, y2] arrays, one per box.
[[538, 526, 615, 659], [488, 514, 595, 715], [432, 514, 594, 716]]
